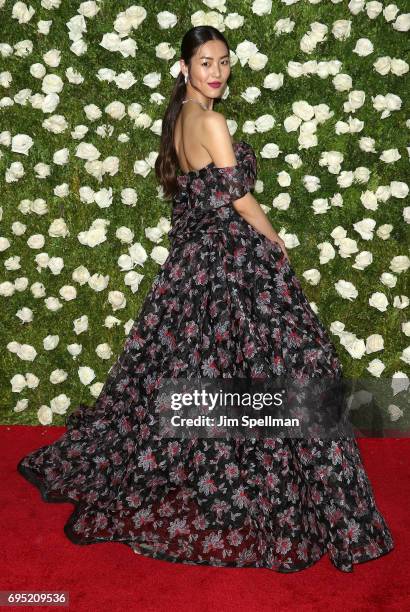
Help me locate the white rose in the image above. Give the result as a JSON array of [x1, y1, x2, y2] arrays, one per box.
[[380, 148, 401, 163], [129, 243, 148, 265], [60, 285, 77, 301], [156, 41, 175, 61], [360, 190, 378, 210], [0, 237, 10, 252], [271, 193, 291, 211], [31, 282, 46, 298], [50, 393, 70, 414], [38, 405, 53, 425], [12, 1, 35, 24], [343, 0, 362, 18], [390, 58, 409, 77], [105, 100, 126, 120], [393, 14, 410, 32], [49, 369, 68, 384], [369, 291, 389, 311], [27, 234, 45, 249], [102, 156, 119, 176], [284, 115, 302, 132], [53, 148, 69, 165], [88, 273, 109, 291], [42, 73, 64, 94], [275, 18, 295, 35], [78, 366, 95, 385], [354, 166, 370, 184], [67, 343, 82, 358], [84, 104, 102, 121], [401, 322, 410, 337], [342, 336, 366, 359], [318, 241, 336, 264], [79, 1, 100, 18], [75, 142, 100, 161], [14, 398, 29, 412], [359, 136, 376, 153], [390, 255, 410, 274], [287, 61, 303, 78], [384, 5, 400, 21], [284, 153, 303, 169], [255, 114, 274, 132], [303, 175, 321, 192], [49, 218, 69, 237], [330, 194, 344, 208], [263, 72, 283, 91], [367, 359, 385, 377], [391, 372, 409, 395], [95, 343, 113, 359], [43, 49, 61, 67], [394, 295, 409, 309], [73, 315, 88, 334], [248, 52, 268, 71], [17, 343, 37, 361], [380, 272, 397, 288], [390, 181, 408, 198], [352, 251, 373, 270], [312, 198, 329, 214], [44, 297, 62, 311], [11, 374, 27, 392], [353, 218, 376, 240], [16, 307, 33, 323], [332, 73, 353, 91], [300, 126, 320, 146], [150, 245, 169, 265], [11, 134, 33, 155], [43, 335, 59, 350], [31, 199, 48, 215], [335, 280, 358, 300], [387, 404, 403, 421], [353, 38, 374, 57], [375, 186, 391, 202], [337, 171, 354, 188], [72, 265, 90, 285], [235, 40, 259, 66], [108, 290, 126, 310], [48, 256, 64, 274], [366, 2, 383, 19], [346, 90, 365, 111], [116, 226, 134, 243], [277, 171, 291, 187], [332, 20, 351, 40], [94, 187, 113, 208], [313, 104, 334, 123], [25, 372, 39, 388], [54, 184, 69, 197], [292, 100, 314, 121], [400, 346, 410, 365], [339, 237, 359, 258], [366, 334, 384, 353], [373, 56, 391, 75], [302, 269, 321, 285]]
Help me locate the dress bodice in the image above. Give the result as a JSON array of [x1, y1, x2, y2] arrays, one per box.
[[169, 141, 257, 243]]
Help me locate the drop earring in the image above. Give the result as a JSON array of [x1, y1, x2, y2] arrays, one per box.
[[184, 73, 188, 84]]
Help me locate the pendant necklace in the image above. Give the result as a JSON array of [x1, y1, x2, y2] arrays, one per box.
[[182, 98, 209, 111]]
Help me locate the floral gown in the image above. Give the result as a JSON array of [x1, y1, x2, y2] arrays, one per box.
[[17, 140, 394, 573]]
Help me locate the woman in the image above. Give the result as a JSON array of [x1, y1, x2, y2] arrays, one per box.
[[17, 26, 394, 573]]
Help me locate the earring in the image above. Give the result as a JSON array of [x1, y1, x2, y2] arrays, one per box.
[[184, 73, 188, 84]]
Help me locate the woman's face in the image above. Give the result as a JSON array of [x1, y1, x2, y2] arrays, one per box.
[[181, 39, 231, 99]]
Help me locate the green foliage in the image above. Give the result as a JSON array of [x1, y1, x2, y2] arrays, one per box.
[[0, 1, 409, 425]]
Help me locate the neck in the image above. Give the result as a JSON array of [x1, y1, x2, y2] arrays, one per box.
[[185, 86, 213, 110]]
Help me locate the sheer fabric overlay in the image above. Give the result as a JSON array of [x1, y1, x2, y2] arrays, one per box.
[[17, 140, 394, 573]]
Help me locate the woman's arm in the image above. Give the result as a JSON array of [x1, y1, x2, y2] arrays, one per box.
[[233, 192, 289, 260]]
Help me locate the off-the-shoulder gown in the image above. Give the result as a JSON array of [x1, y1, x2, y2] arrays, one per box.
[[17, 140, 394, 573]]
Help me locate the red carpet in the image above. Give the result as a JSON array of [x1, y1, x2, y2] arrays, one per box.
[[2, 425, 409, 611]]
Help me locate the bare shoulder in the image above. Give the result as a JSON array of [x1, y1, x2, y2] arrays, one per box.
[[201, 110, 234, 145], [202, 110, 231, 136], [200, 110, 236, 166]]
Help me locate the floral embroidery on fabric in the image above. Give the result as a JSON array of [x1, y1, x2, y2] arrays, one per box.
[[17, 140, 394, 573]]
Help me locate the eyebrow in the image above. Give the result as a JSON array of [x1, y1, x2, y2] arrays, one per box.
[[199, 55, 229, 59]]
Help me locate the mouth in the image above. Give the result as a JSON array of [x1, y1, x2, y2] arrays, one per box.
[[208, 82, 222, 88]]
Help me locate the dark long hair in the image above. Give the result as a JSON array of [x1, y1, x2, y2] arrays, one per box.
[[155, 26, 230, 200]]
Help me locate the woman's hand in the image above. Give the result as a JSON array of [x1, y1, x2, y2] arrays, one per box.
[[274, 237, 289, 261]]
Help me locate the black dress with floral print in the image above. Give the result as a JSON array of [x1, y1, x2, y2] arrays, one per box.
[[17, 140, 394, 573]]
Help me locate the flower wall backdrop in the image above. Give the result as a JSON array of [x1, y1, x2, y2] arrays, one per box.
[[0, 0, 409, 426]]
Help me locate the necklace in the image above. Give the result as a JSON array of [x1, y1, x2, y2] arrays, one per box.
[[182, 97, 209, 111]]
